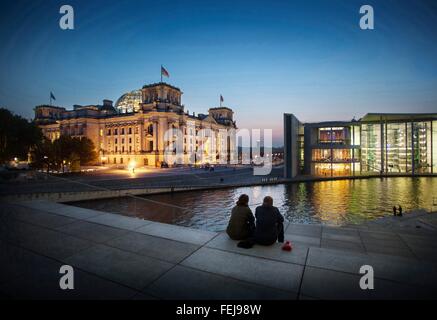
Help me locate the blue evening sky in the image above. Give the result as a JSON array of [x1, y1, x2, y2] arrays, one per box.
[[0, 0, 436, 146]]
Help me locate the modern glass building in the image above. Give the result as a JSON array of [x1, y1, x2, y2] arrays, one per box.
[[284, 113, 437, 178]]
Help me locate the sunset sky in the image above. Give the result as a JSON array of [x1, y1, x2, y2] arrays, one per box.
[[1, 0, 436, 146]]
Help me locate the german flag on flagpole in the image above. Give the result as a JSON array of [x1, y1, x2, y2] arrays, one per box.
[[220, 94, 224, 107], [161, 65, 169, 82], [50, 91, 56, 106]]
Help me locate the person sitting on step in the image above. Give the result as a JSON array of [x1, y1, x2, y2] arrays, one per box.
[[226, 194, 255, 240], [253, 196, 284, 246]]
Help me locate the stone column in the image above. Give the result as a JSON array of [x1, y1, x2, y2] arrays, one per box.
[[153, 122, 158, 152], [158, 118, 168, 155], [138, 122, 143, 154]]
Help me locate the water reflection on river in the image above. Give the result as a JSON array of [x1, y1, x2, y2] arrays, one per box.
[[70, 177, 437, 232]]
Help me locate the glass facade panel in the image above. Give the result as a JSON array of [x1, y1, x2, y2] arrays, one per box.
[[361, 123, 382, 173], [314, 163, 351, 177], [331, 128, 347, 144], [312, 147, 358, 176], [317, 127, 350, 145], [298, 129, 305, 174], [353, 162, 361, 174], [361, 121, 434, 174], [352, 126, 360, 146], [386, 123, 408, 173], [312, 149, 331, 162], [332, 149, 352, 162], [433, 121, 437, 173], [331, 163, 351, 176], [352, 148, 360, 163], [314, 163, 331, 176], [428, 122, 433, 173], [318, 128, 332, 143], [413, 122, 432, 173], [406, 122, 413, 173]]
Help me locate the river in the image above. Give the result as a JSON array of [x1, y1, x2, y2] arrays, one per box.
[[69, 177, 437, 231]]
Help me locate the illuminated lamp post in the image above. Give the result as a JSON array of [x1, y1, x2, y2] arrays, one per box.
[[43, 156, 49, 173], [101, 156, 107, 166], [128, 160, 136, 174]]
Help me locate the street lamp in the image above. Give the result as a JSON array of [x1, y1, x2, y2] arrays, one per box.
[[101, 156, 107, 166], [128, 160, 136, 174], [43, 156, 49, 173]]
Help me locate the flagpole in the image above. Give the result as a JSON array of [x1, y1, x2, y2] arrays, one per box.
[[160, 65, 163, 83], [50, 93, 52, 106]]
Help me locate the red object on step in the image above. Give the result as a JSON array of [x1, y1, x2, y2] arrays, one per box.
[[282, 241, 292, 251]]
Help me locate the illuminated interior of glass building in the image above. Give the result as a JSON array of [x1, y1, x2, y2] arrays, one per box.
[[284, 113, 437, 178]]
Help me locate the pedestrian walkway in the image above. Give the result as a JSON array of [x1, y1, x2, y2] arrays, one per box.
[[1, 199, 437, 299]]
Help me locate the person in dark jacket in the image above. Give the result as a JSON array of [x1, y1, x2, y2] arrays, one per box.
[[226, 194, 255, 240], [398, 205, 403, 216], [254, 196, 284, 245]]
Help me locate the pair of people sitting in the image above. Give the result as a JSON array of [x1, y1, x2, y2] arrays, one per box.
[[226, 194, 284, 246]]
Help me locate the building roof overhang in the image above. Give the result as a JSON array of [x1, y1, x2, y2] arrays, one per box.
[[360, 113, 437, 122]]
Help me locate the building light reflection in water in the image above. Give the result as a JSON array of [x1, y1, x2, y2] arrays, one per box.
[[70, 177, 437, 231]]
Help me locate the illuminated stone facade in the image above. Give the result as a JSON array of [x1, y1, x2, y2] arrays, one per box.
[[35, 83, 236, 167]]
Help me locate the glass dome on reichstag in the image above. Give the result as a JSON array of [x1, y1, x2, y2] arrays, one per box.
[[115, 90, 142, 113]]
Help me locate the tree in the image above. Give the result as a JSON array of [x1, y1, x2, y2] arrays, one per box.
[[31, 135, 97, 172], [53, 135, 77, 172], [31, 137, 56, 172], [76, 137, 97, 165], [0, 108, 43, 164]]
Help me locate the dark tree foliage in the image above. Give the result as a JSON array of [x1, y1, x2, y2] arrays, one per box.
[[32, 135, 97, 171], [0, 108, 43, 163], [31, 138, 55, 169], [75, 137, 97, 165], [0, 108, 97, 170]]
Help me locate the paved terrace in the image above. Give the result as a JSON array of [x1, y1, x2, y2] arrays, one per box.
[[0, 167, 283, 197], [1, 200, 437, 300]]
